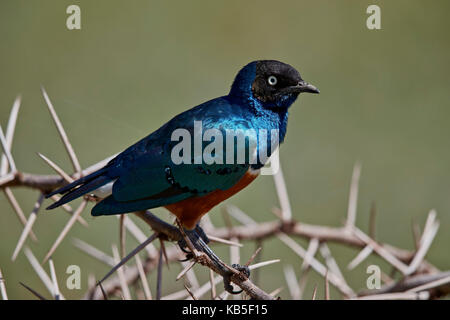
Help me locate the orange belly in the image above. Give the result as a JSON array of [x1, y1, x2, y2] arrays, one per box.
[[165, 169, 259, 229]]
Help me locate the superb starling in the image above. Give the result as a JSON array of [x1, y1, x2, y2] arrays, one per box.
[[46, 60, 319, 292]]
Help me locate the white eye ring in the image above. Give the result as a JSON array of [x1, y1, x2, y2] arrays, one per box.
[[267, 75, 277, 86]]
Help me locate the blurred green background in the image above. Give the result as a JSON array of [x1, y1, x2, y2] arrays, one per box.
[[1, 0, 449, 300]]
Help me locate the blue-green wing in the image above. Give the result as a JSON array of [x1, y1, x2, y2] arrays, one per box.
[[92, 98, 255, 216]]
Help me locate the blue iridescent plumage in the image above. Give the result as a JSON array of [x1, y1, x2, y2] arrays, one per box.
[[46, 60, 318, 225]]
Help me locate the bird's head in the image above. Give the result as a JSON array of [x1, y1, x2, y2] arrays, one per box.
[[229, 60, 319, 109]]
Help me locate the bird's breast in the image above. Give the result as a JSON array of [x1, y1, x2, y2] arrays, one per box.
[[165, 168, 259, 229]]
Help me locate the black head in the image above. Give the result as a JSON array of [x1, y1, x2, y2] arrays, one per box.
[[251, 60, 319, 105]]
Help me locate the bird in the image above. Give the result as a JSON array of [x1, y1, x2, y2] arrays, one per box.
[[46, 60, 319, 292]]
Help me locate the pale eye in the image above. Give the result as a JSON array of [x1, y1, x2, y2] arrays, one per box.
[[267, 75, 277, 86]]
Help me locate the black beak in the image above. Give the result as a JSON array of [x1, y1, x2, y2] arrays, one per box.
[[287, 81, 319, 94], [296, 81, 320, 94]]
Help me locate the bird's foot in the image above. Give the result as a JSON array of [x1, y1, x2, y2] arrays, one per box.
[[223, 264, 251, 294], [177, 224, 210, 257], [176, 223, 250, 295]]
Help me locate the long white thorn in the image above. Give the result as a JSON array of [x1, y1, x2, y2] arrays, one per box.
[[24, 247, 65, 299], [346, 162, 361, 229], [111, 245, 132, 300], [273, 163, 292, 221], [0, 268, 7, 300], [48, 259, 62, 300], [11, 194, 45, 261], [41, 87, 81, 173], [1, 95, 20, 174], [43, 200, 88, 263], [0, 125, 16, 173]]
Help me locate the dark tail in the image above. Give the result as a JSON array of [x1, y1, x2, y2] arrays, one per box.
[[46, 167, 112, 210]]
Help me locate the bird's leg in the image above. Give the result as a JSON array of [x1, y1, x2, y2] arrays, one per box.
[[177, 223, 210, 253], [177, 223, 250, 294], [223, 264, 251, 294], [193, 223, 210, 245]]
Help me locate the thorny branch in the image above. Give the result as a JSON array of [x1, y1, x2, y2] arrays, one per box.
[[0, 90, 449, 300]]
